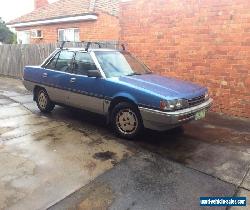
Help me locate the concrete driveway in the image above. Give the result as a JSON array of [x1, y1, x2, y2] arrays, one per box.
[[0, 77, 249, 210]]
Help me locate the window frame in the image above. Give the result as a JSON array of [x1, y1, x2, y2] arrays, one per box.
[[72, 51, 98, 76], [41, 50, 61, 68], [58, 28, 80, 42], [44, 51, 60, 70], [42, 50, 107, 79], [44, 50, 75, 73]]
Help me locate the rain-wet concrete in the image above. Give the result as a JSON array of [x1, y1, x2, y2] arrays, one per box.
[[0, 78, 135, 210], [0, 76, 249, 210], [0, 114, 64, 141], [242, 170, 250, 190], [232, 189, 250, 209], [0, 126, 133, 210], [49, 152, 236, 210], [9, 95, 33, 104], [135, 131, 250, 186]]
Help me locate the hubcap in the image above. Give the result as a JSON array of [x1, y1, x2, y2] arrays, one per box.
[[116, 109, 138, 135], [38, 91, 47, 109]]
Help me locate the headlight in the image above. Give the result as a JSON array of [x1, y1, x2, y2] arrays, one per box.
[[204, 92, 209, 100], [160, 99, 189, 111]]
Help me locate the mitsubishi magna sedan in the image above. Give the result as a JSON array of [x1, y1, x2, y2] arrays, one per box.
[[23, 45, 213, 139]]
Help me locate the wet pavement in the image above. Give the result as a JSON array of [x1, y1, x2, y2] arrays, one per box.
[[0, 76, 249, 210]]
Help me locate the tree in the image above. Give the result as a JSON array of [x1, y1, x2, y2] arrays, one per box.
[[0, 18, 15, 44]]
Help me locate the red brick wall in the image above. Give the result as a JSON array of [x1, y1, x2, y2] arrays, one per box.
[[120, 0, 250, 118], [16, 11, 120, 43]]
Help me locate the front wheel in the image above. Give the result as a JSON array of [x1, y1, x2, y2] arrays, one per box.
[[36, 88, 55, 113], [111, 102, 143, 139]]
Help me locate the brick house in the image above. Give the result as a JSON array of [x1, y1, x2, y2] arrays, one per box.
[[120, 0, 250, 118], [8, 0, 120, 44]]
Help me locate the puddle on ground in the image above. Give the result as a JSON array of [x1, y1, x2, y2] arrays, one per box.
[[93, 151, 117, 161], [87, 137, 103, 146]]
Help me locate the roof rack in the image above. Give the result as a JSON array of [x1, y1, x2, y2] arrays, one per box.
[[85, 42, 102, 51], [58, 41, 126, 51]]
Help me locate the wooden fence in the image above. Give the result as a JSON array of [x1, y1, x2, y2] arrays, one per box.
[[0, 41, 118, 79]]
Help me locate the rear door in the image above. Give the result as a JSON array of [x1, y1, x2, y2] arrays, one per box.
[[42, 50, 75, 105], [68, 51, 104, 114]]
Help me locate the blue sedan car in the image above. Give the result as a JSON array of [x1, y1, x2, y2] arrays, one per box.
[[23, 45, 213, 139]]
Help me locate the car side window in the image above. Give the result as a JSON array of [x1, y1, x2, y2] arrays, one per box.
[[55, 51, 75, 72], [73, 52, 97, 76], [45, 52, 60, 70]]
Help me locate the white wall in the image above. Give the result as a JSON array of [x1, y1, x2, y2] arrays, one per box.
[[16, 31, 31, 44]]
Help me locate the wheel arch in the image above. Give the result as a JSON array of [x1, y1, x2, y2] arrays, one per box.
[[33, 85, 40, 101], [109, 97, 137, 111], [107, 94, 140, 124], [33, 85, 45, 101]]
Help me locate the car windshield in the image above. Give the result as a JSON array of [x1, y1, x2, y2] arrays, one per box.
[[94, 51, 152, 78]]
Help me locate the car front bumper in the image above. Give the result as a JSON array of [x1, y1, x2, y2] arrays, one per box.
[[139, 98, 213, 131]]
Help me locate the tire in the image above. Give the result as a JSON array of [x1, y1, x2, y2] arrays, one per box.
[[111, 102, 143, 139], [35, 88, 55, 113]]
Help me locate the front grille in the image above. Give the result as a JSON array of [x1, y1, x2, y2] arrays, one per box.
[[188, 95, 205, 107]]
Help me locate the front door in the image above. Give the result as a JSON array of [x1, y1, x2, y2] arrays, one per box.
[[68, 51, 104, 114]]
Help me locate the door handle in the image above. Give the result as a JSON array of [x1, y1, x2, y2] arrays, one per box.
[[70, 78, 76, 83], [42, 73, 48, 78]]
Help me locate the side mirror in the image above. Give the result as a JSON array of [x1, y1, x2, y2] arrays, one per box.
[[87, 70, 102, 78]]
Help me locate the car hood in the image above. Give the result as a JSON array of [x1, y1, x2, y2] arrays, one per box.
[[110, 74, 206, 99]]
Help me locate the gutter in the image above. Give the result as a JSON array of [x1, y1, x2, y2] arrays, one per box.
[[7, 14, 98, 28]]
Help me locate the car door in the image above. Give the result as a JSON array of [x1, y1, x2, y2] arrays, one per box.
[[42, 50, 75, 105], [68, 51, 104, 114]]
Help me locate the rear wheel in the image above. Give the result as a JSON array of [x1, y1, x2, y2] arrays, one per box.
[[111, 102, 143, 139], [35, 88, 55, 113]]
